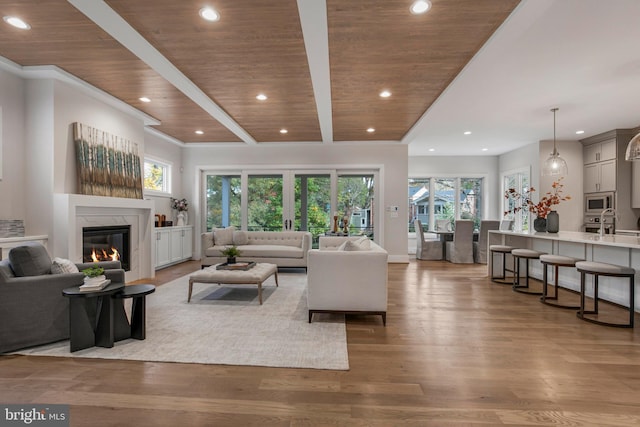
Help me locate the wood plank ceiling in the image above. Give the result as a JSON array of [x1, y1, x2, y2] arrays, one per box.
[[0, 0, 520, 145]]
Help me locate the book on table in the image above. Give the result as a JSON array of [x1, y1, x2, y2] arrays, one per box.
[[79, 279, 111, 292]]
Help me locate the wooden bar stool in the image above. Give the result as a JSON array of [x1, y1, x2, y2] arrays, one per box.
[[512, 249, 546, 295], [539, 254, 582, 309], [489, 244, 514, 285], [575, 261, 635, 328]]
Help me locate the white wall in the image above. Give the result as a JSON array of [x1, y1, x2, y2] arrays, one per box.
[[143, 130, 184, 222], [0, 69, 26, 222], [408, 156, 500, 220], [181, 143, 409, 262]]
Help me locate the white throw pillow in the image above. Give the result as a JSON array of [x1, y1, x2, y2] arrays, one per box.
[[336, 241, 348, 251], [233, 230, 249, 246], [213, 226, 235, 246], [51, 257, 80, 274], [343, 241, 364, 251], [355, 236, 371, 250]]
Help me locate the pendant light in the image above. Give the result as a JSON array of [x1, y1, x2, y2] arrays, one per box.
[[541, 107, 568, 176], [625, 132, 640, 161]]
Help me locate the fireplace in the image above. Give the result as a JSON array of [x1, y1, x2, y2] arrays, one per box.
[[82, 225, 131, 271]]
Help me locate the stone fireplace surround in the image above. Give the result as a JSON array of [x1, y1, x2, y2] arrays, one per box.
[[53, 194, 154, 282]]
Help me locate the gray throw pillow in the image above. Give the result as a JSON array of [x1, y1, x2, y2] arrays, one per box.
[[8, 243, 52, 276]]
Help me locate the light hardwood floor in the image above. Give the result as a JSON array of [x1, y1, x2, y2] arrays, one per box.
[[2, 260, 640, 426]]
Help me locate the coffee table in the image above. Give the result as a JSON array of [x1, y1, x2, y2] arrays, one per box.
[[188, 263, 278, 305]]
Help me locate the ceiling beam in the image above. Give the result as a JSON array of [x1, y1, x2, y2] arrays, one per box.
[[67, 0, 256, 144], [297, 0, 333, 144]]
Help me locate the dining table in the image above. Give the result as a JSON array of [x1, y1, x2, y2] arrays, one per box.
[[429, 230, 479, 260]]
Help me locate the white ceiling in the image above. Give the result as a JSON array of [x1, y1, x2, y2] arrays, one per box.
[[404, 0, 640, 157]]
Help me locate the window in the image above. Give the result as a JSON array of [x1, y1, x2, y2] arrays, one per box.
[[502, 169, 530, 231], [143, 157, 171, 195], [408, 177, 484, 231]]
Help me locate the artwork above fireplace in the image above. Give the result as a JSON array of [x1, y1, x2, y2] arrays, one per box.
[[82, 225, 130, 271]]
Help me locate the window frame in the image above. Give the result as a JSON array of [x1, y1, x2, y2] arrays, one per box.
[[143, 156, 173, 197]]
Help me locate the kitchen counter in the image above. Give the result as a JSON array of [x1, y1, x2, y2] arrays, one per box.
[[616, 229, 640, 236], [488, 230, 640, 311]]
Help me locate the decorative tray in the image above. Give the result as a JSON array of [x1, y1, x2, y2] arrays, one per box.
[[216, 261, 256, 271]]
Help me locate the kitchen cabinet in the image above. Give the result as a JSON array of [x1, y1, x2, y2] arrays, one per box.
[[584, 139, 616, 164], [583, 159, 616, 193], [155, 226, 193, 268]]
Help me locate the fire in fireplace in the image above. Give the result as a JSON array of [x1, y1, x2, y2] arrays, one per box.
[[82, 225, 130, 271]]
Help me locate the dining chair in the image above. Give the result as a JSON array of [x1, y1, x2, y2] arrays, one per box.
[[445, 220, 475, 263], [415, 219, 443, 260], [473, 220, 501, 264], [435, 219, 452, 232], [499, 220, 514, 231]]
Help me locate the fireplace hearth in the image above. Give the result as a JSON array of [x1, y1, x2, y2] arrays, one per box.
[[82, 225, 131, 271]]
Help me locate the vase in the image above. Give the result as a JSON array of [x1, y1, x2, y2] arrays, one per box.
[[533, 216, 547, 232], [546, 211, 559, 233], [227, 257, 236, 265], [177, 211, 187, 227]]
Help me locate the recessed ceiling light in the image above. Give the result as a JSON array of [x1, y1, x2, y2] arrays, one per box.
[[410, 0, 432, 15], [576, 130, 585, 135], [139, 97, 151, 103], [482, 148, 489, 152], [256, 94, 267, 101], [3, 16, 30, 30], [367, 128, 375, 133], [379, 90, 391, 98], [280, 129, 288, 134], [464, 131, 472, 135], [199, 7, 220, 22], [195, 130, 204, 135], [428, 148, 435, 152]]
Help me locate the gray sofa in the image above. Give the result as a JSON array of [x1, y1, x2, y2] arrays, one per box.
[[0, 242, 125, 353], [201, 227, 312, 269]]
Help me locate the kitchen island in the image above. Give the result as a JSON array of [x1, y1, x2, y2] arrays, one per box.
[[488, 230, 640, 312]]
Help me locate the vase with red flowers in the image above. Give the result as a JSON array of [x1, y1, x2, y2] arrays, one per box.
[[504, 178, 570, 232]]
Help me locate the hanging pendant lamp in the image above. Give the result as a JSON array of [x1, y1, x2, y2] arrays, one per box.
[[541, 107, 568, 176], [625, 132, 640, 161]]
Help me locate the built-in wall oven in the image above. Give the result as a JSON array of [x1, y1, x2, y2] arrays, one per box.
[[583, 215, 615, 234], [584, 191, 615, 215]]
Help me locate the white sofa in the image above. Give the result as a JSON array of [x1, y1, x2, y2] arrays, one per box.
[[307, 236, 388, 325], [201, 227, 312, 269]]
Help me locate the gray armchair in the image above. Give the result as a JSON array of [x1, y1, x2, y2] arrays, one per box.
[[0, 242, 125, 353]]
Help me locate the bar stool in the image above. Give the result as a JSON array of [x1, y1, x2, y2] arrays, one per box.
[[539, 254, 582, 309], [489, 244, 514, 284], [512, 249, 546, 295], [575, 261, 635, 328]]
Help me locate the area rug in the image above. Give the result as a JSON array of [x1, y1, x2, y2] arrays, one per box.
[[15, 271, 349, 370]]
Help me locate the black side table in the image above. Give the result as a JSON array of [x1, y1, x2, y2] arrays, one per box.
[[113, 284, 156, 341], [62, 282, 125, 352]]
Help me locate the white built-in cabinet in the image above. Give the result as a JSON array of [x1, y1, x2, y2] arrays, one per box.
[[155, 226, 193, 269]]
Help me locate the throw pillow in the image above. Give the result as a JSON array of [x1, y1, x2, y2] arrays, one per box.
[[51, 257, 80, 274], [343, 240, 364, 251], [355, 236, 371, 250], [233, 230, 249, 246], [336, 241, 348, 251], [8, 243, 52, 276], [213, 226, 235, 246]]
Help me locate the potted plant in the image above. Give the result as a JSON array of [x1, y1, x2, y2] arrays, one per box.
[[82, 266, 105, 284], [220, 246, 242, 265]]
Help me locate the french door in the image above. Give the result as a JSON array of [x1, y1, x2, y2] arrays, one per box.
[[204, 168, 377, 244]]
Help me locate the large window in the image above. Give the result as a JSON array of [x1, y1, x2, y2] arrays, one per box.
[[143, 157, 171, 195], [205, 174, 241, 230], [408, 177, 485, 231]]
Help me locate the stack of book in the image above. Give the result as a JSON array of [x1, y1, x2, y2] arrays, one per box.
[[79, 276, 111, 292]]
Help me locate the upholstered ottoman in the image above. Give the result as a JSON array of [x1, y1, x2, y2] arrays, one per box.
[[188, 263, 278, 305]]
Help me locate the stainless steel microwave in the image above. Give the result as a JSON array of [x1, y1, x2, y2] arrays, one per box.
[[584, 192, 614, 214]]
